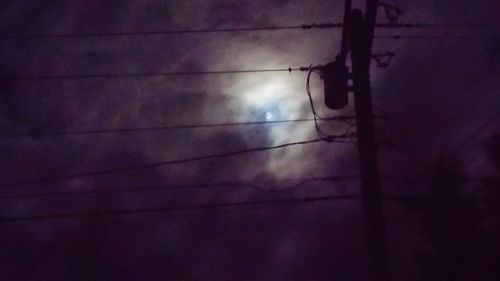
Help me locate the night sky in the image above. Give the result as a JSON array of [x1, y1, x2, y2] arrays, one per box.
[[1, 1, 500, 280]]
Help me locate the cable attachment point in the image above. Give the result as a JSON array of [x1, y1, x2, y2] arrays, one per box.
[[301, 23, 342, 30], [288, 66, 318, 73], [323, 136, 336, 143], [320, 135, 342, 143], [299, 66, 311, 72], [301, 23, 316, 29], [371, 52, 395, 68], [322, 132, 357, 143], [379, 2, 404, 23]]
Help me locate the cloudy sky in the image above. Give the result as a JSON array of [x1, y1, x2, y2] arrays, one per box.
[[0, 1, 499, 280]]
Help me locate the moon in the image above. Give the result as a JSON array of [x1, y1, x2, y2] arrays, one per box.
[[265, 112, 273, 120]]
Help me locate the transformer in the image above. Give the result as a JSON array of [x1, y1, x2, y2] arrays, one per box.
[[323, 57, 349, 110]]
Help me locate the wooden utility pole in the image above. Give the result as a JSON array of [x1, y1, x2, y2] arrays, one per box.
[[349, 1, 391, 280]]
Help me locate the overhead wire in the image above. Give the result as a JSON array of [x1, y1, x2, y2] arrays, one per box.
[[2, 185, 487, 223], [3, 30, 496, 82], [0, 22, 497, 40], [0, 23, 343, 40], [0, 137, 352, 189], [376, 34, 500, 40], [450, 112, 500, 154], [0, 65, 357, 142], [305, 65, 339, 139], [0, 116, 356, 139], [0, 67, 310, 81], [374, 117, 431, 171], [306, 65, 327, 138], [375, 107, 500, 173], [0, 59, 404, 82], [375, 22, 500, 28], [0, 193, 362, 224], [0, 175, 361, 200]]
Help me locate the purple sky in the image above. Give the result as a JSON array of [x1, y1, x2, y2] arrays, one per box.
[[0, 1, 499, 280]]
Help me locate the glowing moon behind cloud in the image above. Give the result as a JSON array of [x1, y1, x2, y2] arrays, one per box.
[[212, 41, 331, 180], [265, 112, 273, 120]]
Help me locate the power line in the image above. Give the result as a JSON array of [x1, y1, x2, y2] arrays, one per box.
[[0, 23, 343, 40], [376, 22, 500, 28], [2, 187, 488, 223], [11, 173, 471, 201], [0, 193, 361, 224], [0, 50, 431, 80], [0, 117, 355, 139], [448, 112, 500, 156], [3, 22, 491, 40], [1, 67, 310, 81], [379, 140, 431, 170], [0, 137, 351, 188], [67, 190, 449, 231], [0, 175, 360, 200], [375, 34, 499, 39]]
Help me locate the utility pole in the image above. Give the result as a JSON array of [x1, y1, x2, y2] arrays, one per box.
[[350, 0, 391, 280], [322, 1, 390, 279]]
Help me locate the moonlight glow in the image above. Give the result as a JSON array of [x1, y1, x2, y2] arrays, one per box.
[[265, 112, 273, 120]]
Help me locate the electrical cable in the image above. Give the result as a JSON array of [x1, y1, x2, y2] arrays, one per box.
[[375, 22, 500, 28], [1, 67, 310, 81], [0, 193, 362, 223], [371, 105, 432, 171], [375, 34, 500, 39], [0, 117, 355, 139], [0, 137, 351, 188], [0, 23, 343, 40], [306, 66, 327, 138], [447, 112, 500, 157], [1, 22, 497, 40], [3, 185, 483, 223], [0, 175, 360, 200], [305, 65, 354, 141]]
